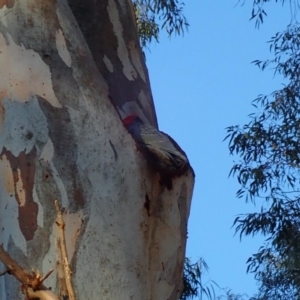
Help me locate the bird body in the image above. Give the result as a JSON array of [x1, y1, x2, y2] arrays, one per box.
[[122, 115, 189, 178]]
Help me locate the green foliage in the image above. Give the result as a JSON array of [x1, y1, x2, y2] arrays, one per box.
[[225, 13, 300, 300], [181, 259, 251, 300], [226, 23, 300, 209], [181, 258, 218, 300], [238, 0, 287, 28], [217, 289, 250, 300], [132, 0, 188, 48]]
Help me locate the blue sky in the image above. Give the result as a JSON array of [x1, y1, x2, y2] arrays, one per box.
[[146, 1, 291, 297]]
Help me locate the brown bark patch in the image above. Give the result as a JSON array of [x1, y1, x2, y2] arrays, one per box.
[[0, 0, 14, 9], [73, 185, 84, 209], [144, 193, 150, 216], [1, 147, 38, 241]]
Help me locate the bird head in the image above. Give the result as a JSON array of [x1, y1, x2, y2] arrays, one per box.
[[122, 114, 141, 127]]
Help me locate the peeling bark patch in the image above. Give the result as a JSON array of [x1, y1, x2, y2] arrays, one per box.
[[18, 202, 38, 241], [107, 0, 137, 80], [38, 97, 86, 211], [0, 33, 61, 108], [0, 153, 14, 194], [0, 147, 38, 241], [0, 0, 14, 9], [56, 29, 72, 67], [63, 210, 84, 262], [109, 139, 118, 160], [103, 55, 114, 73], [39, 138, 54, 162], [128, 41, 146, 82], [144, 194, 150, 216]]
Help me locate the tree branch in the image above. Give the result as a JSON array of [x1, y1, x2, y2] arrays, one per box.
[[55, 200, 76, 300], [0, 245, 59, 300]]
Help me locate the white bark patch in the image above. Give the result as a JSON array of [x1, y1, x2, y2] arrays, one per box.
[[39, 138, 54, 162], [0, 155, 26, 251], [33, 187, 44, 228], [42, 221, 58, 289], [0, 34, 62, 108], [56, 29, 72, 67], [107, 0, 138, 81], [63, 210, 84, 261], [103, 55, 114, 73], [0, 97, 48, 157], [128, 41, 146, 82], [0, 6, 9, 28]]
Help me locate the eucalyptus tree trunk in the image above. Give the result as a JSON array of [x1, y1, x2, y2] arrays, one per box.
[[0, 0, 194, 299]]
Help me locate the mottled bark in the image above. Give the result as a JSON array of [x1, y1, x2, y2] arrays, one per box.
[[68, 0, 157, 126], [0, 0, 194, 300]]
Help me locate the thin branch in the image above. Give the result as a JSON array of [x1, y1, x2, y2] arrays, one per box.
[[0, 244, 32, 286], [40, 269, 54, 285], [55, 200, 76, 300], [0, 245, 59, 300], [56, 260, 68, 298]]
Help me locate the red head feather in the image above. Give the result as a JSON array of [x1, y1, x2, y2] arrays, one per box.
[[122, 114, 139, 126]]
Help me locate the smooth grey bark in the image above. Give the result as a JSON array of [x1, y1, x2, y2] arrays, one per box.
[[0, 0, 194, 299]]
